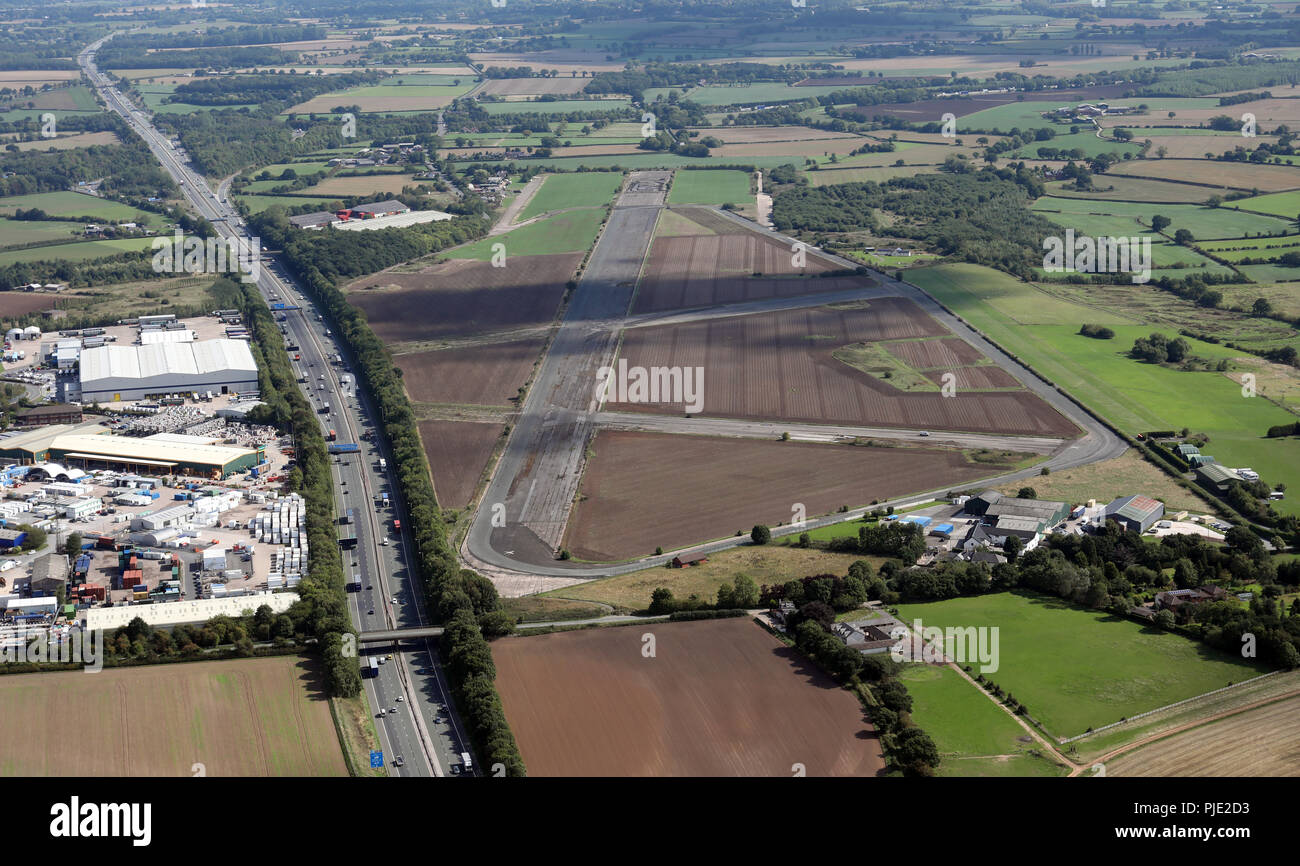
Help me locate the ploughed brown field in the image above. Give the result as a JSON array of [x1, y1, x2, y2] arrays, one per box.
[[612, 299, 1078, 436], [564, 430, 1016, 561], [346, 252, 579, 343], [1107, 695, 1300, 777], [635, 208, 874, 314], [0, 292, 62, 319], [417, 420, 502, 509], [0, 657, 347, 776], [398, 338, 541, 406], [493, 618, 885, 776]]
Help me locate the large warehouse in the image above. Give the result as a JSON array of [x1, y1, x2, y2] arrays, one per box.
[[78, 339, 259, 402], [0, 425, 261, 478]]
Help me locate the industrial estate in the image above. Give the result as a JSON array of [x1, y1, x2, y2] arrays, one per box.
[[0, 0, 1298, 814]]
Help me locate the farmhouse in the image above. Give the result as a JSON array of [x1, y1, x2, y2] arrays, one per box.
[[1105, 494, 1165, 533], [832, 621, 898, 654], [768, 599, 797, 630], [1155, 586, 1228, 611]]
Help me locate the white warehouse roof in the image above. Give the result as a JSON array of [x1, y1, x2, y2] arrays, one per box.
[[140, 329, 196, 345], [79, 339, 258, 400], [81, 339, 255, 383], [83, 591, 299, 630]]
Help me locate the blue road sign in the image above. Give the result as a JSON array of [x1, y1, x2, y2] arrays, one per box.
[[370, 751, 384, 769]]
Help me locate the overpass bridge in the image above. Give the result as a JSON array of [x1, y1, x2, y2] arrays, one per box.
[[358, 627, 445, 644]]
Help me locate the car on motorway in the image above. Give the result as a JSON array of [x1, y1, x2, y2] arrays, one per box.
[[394, 756, 405, 768], [396, 695, 405, 702], [382, 538, 390, 546], [388, 707, 397, 714], [386, 653, 393, 660], [368, 609, 375, 615], [919, 431, 931, 437]]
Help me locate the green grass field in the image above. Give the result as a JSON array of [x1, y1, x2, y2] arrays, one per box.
[[685, 82, 838, 106], [897, 592, 1272, 738], [1011, 131, 1138, 160], [0, 218, 83, 249], [668, 169, 752, 206], [479, 98, 632, 115], [0, 236, 157, 267], [958, 97, 1219, 134], [0, 191, 156, 223], [909, 263, 1300, 513], [1032, 196, 1294, 240], [898, 663, 1068, 777], [519, 172, 622, 220], [137, 84, 257, 115], [1236, 189, 1300, 219], [449, 208, 605, 260], [235, 194, 337, 214]]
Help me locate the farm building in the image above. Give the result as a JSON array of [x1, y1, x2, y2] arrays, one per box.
[[1174, 443, 1200, 460], [966, 490, 1070, 527], [1105, 494, 1165, 533], [671, 552, 709, 568], [78, 338, 258, 402], [930, 523, 955, 538], [991, 515, 1043, 541], [1195, 463, 1238, 491], [831, 622, 898, 654], [13, 404, 83, 428]]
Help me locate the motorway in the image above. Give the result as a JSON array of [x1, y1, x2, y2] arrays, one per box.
[[79, 35, 475, 777]]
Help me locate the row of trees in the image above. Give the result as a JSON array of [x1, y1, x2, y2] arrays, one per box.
[[234, 281, 360, 698]]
